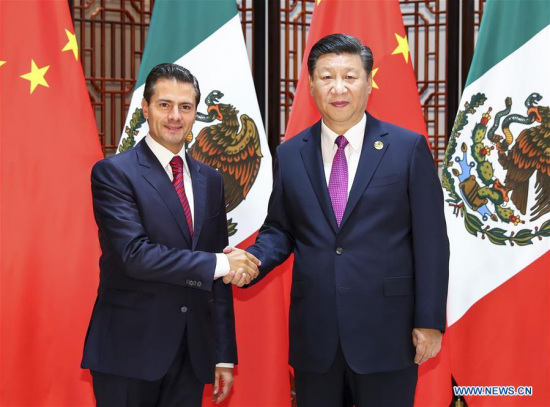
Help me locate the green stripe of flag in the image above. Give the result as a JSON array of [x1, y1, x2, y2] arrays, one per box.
[[135, 0, 238, 87], [466, 0, 550, 87]]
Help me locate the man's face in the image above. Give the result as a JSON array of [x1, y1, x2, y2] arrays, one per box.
[[141, 78, 197, 154], [309, 53, 372, 135]]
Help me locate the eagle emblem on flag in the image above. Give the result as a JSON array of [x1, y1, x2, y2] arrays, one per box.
[[443, 92, 550, 245], [188, 90, 263, 235]]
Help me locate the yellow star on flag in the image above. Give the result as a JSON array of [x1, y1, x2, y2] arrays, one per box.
[[317, 0, 322, 5], [62, 29, 79, 60], [391, 33, 410, 63], [371, 68, 379, 89], [21, 60, 50, 94], [0, 61, 6, 68]]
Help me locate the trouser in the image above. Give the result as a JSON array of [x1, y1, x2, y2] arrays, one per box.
[[91, 333, 203, 407], [295, 344, 418, 407]]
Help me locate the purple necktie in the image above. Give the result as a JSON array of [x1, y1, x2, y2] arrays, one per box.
[[170, 156, 193, 237], [328, 135, 349, 226]]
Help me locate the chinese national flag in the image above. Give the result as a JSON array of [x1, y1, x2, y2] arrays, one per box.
[[285, 0, 427, 139], [283, 0, 451, 405], [0, 1, 103, 405]]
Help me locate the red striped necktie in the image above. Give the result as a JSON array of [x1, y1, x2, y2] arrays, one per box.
[[169, 156, 193, 237]]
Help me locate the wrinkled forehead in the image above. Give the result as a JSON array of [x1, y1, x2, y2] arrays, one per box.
[[311, 53, 367, 75]]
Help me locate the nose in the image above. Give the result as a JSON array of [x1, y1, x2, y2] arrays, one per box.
[[168, 105, 182, 121], [332, 77, 347, 94]]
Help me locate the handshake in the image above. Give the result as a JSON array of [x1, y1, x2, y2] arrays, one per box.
[[222, 246, 261, 287]]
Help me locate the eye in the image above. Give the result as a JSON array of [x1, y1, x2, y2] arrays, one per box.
[[158, 102, 169, 108], [180, 104, 193, 111]]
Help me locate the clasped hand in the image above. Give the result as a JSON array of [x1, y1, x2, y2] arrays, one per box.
[[222, 246, 261, 287]]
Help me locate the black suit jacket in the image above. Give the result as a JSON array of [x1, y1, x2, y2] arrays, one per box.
[[248, 113, 449, 374], [81, 140, 237, 383]]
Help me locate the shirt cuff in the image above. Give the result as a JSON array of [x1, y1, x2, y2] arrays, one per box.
[[214, 253, 231, 279], [216, 363, 234, 368]]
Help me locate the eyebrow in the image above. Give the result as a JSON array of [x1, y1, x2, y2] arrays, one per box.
[[155, 98, 194, 105]]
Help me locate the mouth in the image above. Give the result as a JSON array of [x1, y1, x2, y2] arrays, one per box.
[[330, 101, 349, 108], [164, 125, 183, 132]]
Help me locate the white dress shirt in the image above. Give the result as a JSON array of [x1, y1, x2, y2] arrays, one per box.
[[321, 113, 367, 193]]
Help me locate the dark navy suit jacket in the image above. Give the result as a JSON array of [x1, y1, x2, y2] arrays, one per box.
[[81, 140, 237, 383], [247, 113, 449, 374]]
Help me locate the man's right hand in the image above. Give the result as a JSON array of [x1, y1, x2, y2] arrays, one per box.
[[223, 248, 260, 287]]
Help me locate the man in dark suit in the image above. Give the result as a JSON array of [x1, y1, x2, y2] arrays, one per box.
[[82, 63, 259, 407], [227, 34, 449, 406]]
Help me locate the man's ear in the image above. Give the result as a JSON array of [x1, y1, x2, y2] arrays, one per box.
[[308, 75, 314, 95], [141, 98, 148, 119], [366, 73, 373, 94]]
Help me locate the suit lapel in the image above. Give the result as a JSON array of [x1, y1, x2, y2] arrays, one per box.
[[136, 141, 193, 245], [340, 113, 389, 227], [300, 121, 339, 233], [187, 155, 206, 250]]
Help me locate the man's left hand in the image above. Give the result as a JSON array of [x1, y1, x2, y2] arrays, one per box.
[[212, 366, 234, 404], [412, 328, 442, 364]]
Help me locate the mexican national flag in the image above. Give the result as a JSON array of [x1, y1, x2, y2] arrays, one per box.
[[0, 1, 103, 405], [443, 0, 550, 405], [118, 1, 290, 406]]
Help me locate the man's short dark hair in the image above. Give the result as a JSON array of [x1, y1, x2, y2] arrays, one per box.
[[307, 33, 374, 76], [143, 63, 201, 106]]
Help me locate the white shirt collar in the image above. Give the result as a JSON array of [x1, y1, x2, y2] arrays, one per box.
[[145, 134, 190, 176], [320, 113, 367, 152]]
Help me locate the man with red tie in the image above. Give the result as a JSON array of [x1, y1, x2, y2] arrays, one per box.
[[82, 63, 259, 407], [230, 34, 449, 406]]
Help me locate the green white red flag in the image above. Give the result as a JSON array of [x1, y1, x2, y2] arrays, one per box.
[[443, 0, 550, 405]]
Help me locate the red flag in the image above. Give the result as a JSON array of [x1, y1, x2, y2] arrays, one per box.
[[218, 232, 292, 407], [0, 1, 103, 405], [201, 234, 291, 407], [285, 0, 427, 140], [283, 1, 451, 405], [448, 252, 550, 406]]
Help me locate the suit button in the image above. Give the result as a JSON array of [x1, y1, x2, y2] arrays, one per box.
[[197, 281, 202, 287], [336, 247, 343, 255], [189, 281, 195, 286], [181, 306, 188, 313]]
